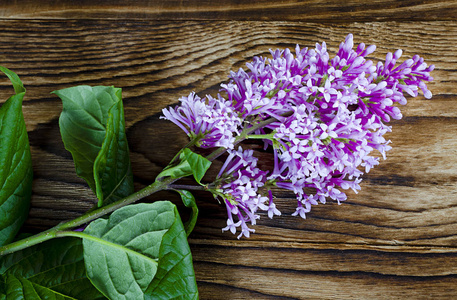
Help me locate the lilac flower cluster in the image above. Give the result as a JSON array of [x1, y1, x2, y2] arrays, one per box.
[[162, 34, 434, 238], [214, 147, 268, 238], [162, 92, 242, 149]]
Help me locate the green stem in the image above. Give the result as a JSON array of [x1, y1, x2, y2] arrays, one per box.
[[0, 177, 175, 256], [168, 133, 204, 166], [0, 227, 59, 256], [206, 111, 293, 162], [246, 132, 276, 140]]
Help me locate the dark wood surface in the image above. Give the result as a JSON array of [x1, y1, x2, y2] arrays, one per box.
[[1, 0, 457, 21], [1, 1, 456, 299]]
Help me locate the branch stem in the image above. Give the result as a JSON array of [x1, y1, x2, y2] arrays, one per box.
[[205, 111, 293, 162], [0, 177, 174, 256], [168, 184, 206, 191], [0, 112, 293, 256]]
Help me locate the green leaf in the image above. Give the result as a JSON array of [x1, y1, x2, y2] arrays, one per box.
[[93, 96, 134, 206], [157, 148, 211, 185], [156, 158, 193, 180], [0, 238, 105, 299], [53, 85, 134, 206], [145, 202, 198, 299], [0, 278, 5, 300], [0, 67, 32, 246], [82, 201, 198, 299], [176, 190, 199, 237], [4, 274, 74, 299], [0, 66, 25, 94], [181, 148, 211, 184]]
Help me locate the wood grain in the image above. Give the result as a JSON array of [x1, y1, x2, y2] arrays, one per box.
[[0, 16, 456, 299], [0, 0, 457, 22]]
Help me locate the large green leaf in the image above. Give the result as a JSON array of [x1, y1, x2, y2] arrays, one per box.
[[53, 85, 134, 206], [0, 67, 32, 246], [82, 201, 198, 299], [145, 203, 199, 300], [93, 97, 134, 206], [0, 237, 105, 299], [4, 274, 74, 299]]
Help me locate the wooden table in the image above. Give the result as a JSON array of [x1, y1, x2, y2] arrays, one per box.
[[1, 1, 456, 299]]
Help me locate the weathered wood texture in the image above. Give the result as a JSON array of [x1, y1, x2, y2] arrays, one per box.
[[0, 3, 456, 299], [1, 0, 457, 21]]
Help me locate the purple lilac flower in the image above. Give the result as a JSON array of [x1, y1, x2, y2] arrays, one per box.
[[161, 92, 242, 149], [213, 147, 268, 238], [163, 34, 434, 238]]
